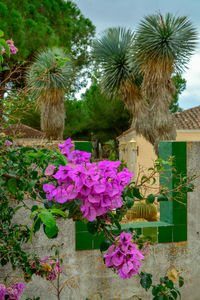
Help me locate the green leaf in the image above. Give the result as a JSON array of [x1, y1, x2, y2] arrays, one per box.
[[140, 272, 152, 291], [165, 280, 174, 289], [125, 196, 134, 208], [7, 178, 17, 193], [132, 187, 143, 200], [30, 216, 39, 242], [114, 220, 121, 230], [100, 240, 112, 252], [170, 290, 178, 299], [74, 199, 82, 206], [51, 208, 67, 218], [157, 194, 168, 202], [31, 205, 39, 212], [179, 276, 184, 287], [186, 183, 194, 192], [44, 224, 58, 238], [87, 221, 98, 235], [33, 217, 42, 233], [39, 210, 56, 228], [0, 39, 10, 56], [0, 30, 4, 37], [146, 194, 155, 204], [44, 199, 54, 209]]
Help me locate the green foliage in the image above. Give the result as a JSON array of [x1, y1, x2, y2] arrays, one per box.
[[0, 0, 95, 97], [0, 0, 95, 62], [140, 273, 184, 299], [92, 27, 134, 94], [140, 272, 152, 291], [0, 136, 70, 275], [64, 83, 130, 142], [100, 240, 112, 252], [0, 29, 10, 70], [170, 74, 186, 113]]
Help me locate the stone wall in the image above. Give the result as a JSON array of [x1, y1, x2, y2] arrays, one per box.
[[2, 142, 200, 300]]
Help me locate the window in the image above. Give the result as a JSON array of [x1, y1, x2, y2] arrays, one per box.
[[75, 141, 187, 250]]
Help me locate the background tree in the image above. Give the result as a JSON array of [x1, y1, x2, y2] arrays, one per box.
[[0, 0, 95, 122], [170, 74, 186, 113], [93, 14, 197, 154], [81, 83, 130, 143], [63, 83, 130, 143], [26, 48, 71, 139]]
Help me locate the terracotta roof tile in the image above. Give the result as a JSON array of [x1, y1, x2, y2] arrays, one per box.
[[174, 105, 200, 129], [118, 105, 200, 139], [1, 123, 45, 138]]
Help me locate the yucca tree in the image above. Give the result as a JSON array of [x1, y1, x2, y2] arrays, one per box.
[[26, 48, 71, 139], [93, 14, 197, 154]]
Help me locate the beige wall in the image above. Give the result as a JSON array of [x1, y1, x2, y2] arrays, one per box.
[[118, 129, 200, 178]]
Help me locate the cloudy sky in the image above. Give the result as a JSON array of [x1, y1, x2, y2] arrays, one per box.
[[74, 0, 200, 110]]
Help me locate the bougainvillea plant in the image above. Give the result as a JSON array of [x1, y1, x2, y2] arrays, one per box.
[[0, 30, 18, 71], [0, 136, 193, 298]]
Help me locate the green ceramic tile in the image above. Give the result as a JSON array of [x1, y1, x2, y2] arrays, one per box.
[[159, 141, 172, 159], [75, 141, 92, 153], [173, 225, 187, 242], [93, 233, 105, 249], [142, 227, 158, 242], [76, 232, 93, 250], [173, 208, 187, 225], [172, 142, 186, 159], [75, 221, 88, 232], [158, 226, 173, 243], [160, 201, 173, 224], [173, 195, 187, 209]]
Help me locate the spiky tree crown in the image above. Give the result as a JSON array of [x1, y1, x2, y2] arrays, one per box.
[[92, 27, 134, 94], [26, 48, 71, 98], [133, 13, 198, 72]]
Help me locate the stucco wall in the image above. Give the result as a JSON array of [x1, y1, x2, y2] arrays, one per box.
[[176, 130, 200, 141], [1, 142, 200, 300], [118, 130, 200, 178]]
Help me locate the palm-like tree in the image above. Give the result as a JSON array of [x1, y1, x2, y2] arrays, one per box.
[[26, 48, 71, 139], [93, 14, 197, 154]]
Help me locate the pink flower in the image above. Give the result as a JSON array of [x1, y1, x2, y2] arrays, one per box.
[[1, 39, 18, 55], [43, 138, 133, 221], [45, 164, 57, 176], [5, 283, 25, 300], [0, 284, 6, 300], [104, 232, 144, 279], [5, 139, 12, 146], [6, 39, 18, 54]]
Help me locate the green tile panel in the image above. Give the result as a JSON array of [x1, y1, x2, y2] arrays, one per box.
[[75, 141, 188, 250]]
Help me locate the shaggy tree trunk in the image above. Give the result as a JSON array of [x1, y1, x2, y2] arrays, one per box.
[[40, 92, 66, 140]]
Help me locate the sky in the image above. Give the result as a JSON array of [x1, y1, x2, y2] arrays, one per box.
[[73, 0, 200, 110]]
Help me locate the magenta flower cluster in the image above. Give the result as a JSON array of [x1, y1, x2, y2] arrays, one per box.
[[43, 138, 133, 221], [5, 139, 12, 147], [58, 138, 91, 164], [0, 283, 25, 300], [1, 39, 18, 55], [104, 232, 144, 279], [30, 256, 63, 281]]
